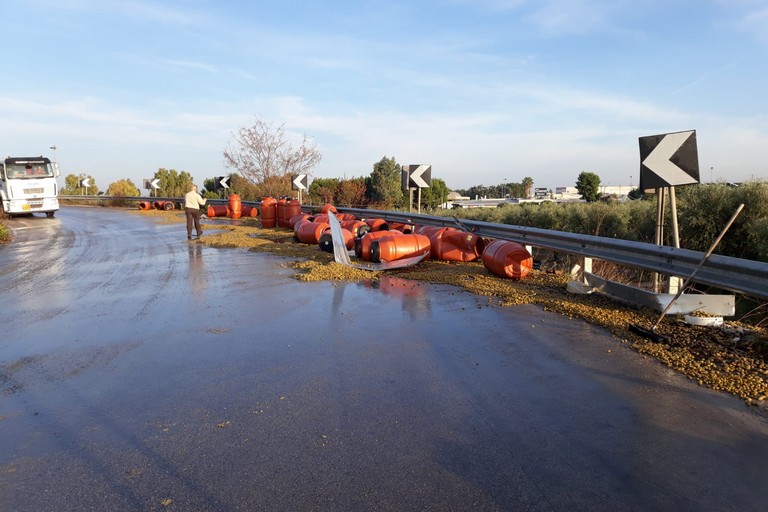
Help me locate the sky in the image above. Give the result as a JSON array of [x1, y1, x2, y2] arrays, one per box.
[[1, 0, 767, 192]]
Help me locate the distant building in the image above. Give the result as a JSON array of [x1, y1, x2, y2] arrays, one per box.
[[447, 184, 634, 208]]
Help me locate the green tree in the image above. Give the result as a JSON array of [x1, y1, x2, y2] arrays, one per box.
[[507, 182, 526, 199], [105, 179, 140, 206], [308, 177, 340, 205], [575, 171, 601, 202], [420, 178, 449, 210], [153, 168, 194, 197], [107, 179, 140, 196], [61, 173, 99, 195], [367, 156, 404, 208]]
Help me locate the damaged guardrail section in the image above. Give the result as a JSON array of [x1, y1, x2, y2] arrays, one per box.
[[338, 207, 768, 301]]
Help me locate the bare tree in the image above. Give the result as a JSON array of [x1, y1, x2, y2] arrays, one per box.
[[223, 117, 322, 185]]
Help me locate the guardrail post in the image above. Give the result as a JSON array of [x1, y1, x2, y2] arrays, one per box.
[[569, 257, 593, 283]]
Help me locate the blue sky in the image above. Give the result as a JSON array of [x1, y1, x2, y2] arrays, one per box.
[[2, 0, 766, 192]]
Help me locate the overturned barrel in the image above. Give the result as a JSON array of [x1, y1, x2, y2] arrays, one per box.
[[260, 197, 277, 228], [288, 213, 311, 229], [370, 234, 431, 263], [341, 219, 371, 238], [241, 205, 259, 218], [417, 226, 485, 262], [320, 203, 338, 215], [207, 205, 231, 218], [294, 220, 330, 244], [355, 230, 405, 261], [336, 213, 357, 222], [318, 228, 354, 253], [389, 222, 414, 234], [311, 213, 329, 224], [482, 240, 533, 279], [138, 201, 152, 210], [365, 218, 389, 232]]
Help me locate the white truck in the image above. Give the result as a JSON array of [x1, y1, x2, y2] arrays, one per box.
[[1, 156, 60, 218]]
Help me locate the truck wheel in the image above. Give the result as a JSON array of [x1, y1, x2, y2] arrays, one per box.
[[47, 212, 55, 218]]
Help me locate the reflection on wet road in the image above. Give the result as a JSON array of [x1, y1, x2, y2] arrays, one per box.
[[2, 206, 768, 511]]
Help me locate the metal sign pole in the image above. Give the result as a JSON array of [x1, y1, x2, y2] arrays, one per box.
[[417, 188, 422, 214], [653, 187, 665, 293], [668, 186, 681, 293]]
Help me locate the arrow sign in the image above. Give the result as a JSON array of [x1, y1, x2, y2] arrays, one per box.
[[218, 176, 230, 189], [406, 164, 432, 188], [150, 178, 161, 190], [291, 174, 308, 191], [79, 178, 91, 188], [639, 130, 699, 192]]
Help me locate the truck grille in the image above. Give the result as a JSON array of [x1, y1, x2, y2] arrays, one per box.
[[24, 188, 45, 194]]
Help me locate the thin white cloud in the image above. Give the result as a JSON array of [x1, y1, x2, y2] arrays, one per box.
[[739, 7, 768, 42], [162, 59, 219, 73], [46, 0, 209, 26]]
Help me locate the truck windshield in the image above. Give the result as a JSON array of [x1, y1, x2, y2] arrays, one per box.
[[4, 163, 53, 179]]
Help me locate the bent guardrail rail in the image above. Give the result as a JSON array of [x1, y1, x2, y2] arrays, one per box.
[[336, 207, 768, 301]]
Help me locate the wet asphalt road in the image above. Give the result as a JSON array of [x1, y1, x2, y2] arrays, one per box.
[[2, 206, 768, 511]]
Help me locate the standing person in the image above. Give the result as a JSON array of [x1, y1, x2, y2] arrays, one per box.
[[184, 185, 207, 240]]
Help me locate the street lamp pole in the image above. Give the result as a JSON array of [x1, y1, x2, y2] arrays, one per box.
[[50, 145, 57, 162]]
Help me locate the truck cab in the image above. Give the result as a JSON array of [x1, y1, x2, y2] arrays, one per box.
[[1, 156, 60, 217]]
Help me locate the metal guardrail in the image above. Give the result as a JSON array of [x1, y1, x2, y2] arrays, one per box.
[[57, 196, 768, 300], [336, 207, 768, 301]]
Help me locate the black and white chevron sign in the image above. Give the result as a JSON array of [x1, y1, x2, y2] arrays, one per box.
[[639, 130, 699, 191], [406, 164, 432, 189]]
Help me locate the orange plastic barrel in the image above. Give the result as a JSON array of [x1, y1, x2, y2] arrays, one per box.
[[288, 213, 311, 229], [138, 201, 152, 210], [370, 234, 431, 263], [294, 221, 330, 244], [260, 197, 277, 228], [365, 218, 389, 232], [229, 194, 242, 219], [152, 201, 164, 210], [163, 201, 175, 210], [276, 198, 288, 227], [318, 228, 354, 253], [320, 203, 338, 214], [433, 228, 485, 262], [356, 230, 405, 260], [241, 205, 259, 217], [482, 240, 533, 279], [207, 205, 231, 218], [414, 225, 445, 239], [389, 222, 414, 234], [311, 213, 329, 224], [285, 199, 302, 224], [341, 219, 371, 238], [336, 213, 357, 222]]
